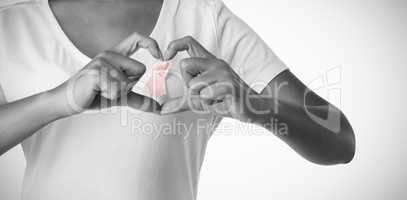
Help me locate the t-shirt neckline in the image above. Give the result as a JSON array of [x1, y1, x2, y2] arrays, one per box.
[[41, 0, 167, 66]]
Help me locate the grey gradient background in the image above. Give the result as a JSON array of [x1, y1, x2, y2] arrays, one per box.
[[1, 0, 406, 199]]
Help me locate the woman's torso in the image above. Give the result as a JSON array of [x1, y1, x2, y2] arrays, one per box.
[[0, 0, 223, 199]]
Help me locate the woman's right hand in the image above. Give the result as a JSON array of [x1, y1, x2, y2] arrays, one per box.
[[49, 32, 164, 116], [0, 33, 166, 155]]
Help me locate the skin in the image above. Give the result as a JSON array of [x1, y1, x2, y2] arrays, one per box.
[[160, 36, 355, 164], [0, 0, 355, 165]]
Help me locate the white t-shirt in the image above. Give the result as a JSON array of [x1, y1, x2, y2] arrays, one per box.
[[0, 0, 287, 199]]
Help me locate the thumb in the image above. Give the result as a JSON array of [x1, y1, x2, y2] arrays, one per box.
[[160, 95, 209, 115]]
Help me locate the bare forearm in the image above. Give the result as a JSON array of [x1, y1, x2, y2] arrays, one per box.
[[255, 101, 355, 165], [248, 70, 355, 165], [0, 90, 68, 155]]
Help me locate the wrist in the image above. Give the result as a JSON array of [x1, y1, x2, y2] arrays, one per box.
[[243, 92, 275, 126], [43, 87, 78, 118]]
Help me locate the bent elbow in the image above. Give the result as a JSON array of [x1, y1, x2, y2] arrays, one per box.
[[341, 133, 356, 164], [329, 128, 356, 165], [310, 128, 356, 165], [331, 113, 356, 164]]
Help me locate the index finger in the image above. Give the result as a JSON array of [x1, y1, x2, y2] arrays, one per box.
[[164, 36, 215, 60], [110, 32, 163, 59], [95, 51, 146, 78]]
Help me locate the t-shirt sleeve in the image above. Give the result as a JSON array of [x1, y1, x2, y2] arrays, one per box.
[[212, 0, 288, 93]]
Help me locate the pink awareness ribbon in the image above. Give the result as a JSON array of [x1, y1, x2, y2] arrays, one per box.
[[145, 61, 171, 97]]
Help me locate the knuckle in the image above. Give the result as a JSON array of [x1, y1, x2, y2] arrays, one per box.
[[140, 64, 147, 73], [144, 37, 158, 48], [109, 68, 120, 78], [145, 37, 154, 45], [149, 38, 159, 47], [167, 41, 176, 50], [137, 64, 147, 75], [91, 58, 104, 67], [131, 60, 146, 73], [202, 85, 213, 93], [185, 35, 194, 42]]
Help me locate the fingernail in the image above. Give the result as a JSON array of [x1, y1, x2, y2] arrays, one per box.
[[200, 90, 210, 98]]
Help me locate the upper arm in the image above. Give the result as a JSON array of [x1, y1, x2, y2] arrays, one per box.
[[212, 0, 287, 93]]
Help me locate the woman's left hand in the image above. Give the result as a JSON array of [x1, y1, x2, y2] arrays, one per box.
[[161, 36, 262, 122]]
